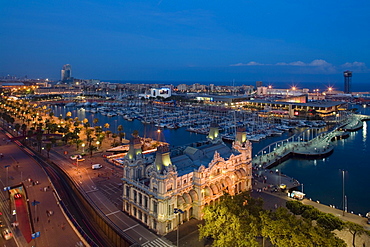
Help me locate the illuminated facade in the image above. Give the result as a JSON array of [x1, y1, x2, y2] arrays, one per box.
[[150, 87, 171, 98], [121, 126, 252, 235]]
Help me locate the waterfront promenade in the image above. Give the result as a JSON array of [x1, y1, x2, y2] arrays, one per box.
[[252, 172, 370, 247], [252, 114, 370, 170]]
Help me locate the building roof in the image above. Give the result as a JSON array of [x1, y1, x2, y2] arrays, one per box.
[[245, 99, 343, 108], [172, 141, 240, 176], [0, 82, 25, 86]]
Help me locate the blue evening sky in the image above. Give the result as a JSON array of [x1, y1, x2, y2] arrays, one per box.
[[1, 0, 370, 87]]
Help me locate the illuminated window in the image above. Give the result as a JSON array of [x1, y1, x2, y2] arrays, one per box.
[[153, 201, 158, 214], [125, 186, 130, 197]]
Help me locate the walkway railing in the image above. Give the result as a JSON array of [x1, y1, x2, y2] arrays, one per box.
[[252, 114, 370, 169]]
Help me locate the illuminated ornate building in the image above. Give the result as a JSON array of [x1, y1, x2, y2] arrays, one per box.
[[121, 125, 252, 235]]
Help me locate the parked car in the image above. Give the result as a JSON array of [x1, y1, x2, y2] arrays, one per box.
[[14, 193, 22, 199], [2, 228, 13, 240]]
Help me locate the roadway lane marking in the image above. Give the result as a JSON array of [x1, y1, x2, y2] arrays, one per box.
[[142, 238, 174, 247], [105, 210, 120, 216], [85, 189, 99, 193], [122, 223, 139, 232]]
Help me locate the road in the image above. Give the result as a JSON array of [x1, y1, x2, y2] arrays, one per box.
[[0, 119, 175, 246], [48, 147, 174, 246], [0, 128, 83, 247]]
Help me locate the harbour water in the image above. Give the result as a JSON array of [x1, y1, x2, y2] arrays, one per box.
[[276, 105, 370, 216], [50, 104, 370, 215]]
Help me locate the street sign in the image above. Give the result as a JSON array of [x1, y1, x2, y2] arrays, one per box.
[[31, 200, 40, 206], [31, 231, 40, 239], [3, 187, 10, 191]]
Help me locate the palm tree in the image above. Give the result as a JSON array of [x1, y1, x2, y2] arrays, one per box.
[[111, 133, 118, 146], [14, 123, 21, 136], [119, 132, 125, 143], [132, 130, 139, 137], [66, 111, 72, 120], [74, 139, 83, 151], [94, 126, 103, 136], [45, 142, 52, 158], [93, 118, 99, 127], [21, 124, 27, 136], [83, 122, 91, 130], [83, 118, 89, 125], [105, 130, 112, 139], [87, 145, 98, 157], [97, 133, 105, 149], [35, 129, 44, 153], [117, 124, 123, 134], [117, 125, 124, 142]]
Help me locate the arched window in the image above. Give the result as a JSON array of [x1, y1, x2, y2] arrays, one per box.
[[137, 167, 142, 179]]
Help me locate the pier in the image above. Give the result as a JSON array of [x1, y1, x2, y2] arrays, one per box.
[[252, 114, 370, 169]]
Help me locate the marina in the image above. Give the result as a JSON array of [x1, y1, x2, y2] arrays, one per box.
[[47, 101, 370, 215]]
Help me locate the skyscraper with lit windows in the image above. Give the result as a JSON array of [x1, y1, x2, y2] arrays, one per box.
[[343, 70, 352, 94], [61, 64, 72, 82]]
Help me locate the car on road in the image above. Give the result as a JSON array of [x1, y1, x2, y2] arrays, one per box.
[[92, 164, 102, 170], [14, 193, 22, 199], [2, 228, 13, 240], [70, 154, 83, 160]]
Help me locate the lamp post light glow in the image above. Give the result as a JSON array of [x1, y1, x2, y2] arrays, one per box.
[[82, 143, 85, 153], [174, 208, 184, 247], [157, 129, 161, 141]]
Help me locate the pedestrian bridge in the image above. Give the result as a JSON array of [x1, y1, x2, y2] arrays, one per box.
[[252, 114, 370, 169]]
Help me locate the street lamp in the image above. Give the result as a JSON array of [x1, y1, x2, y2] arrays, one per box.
[[5, 165, 10, 187], [157, 129, 161, 141], [174, 208, 184, 247], [301, 183, 304, 194], [82, 143, 85, 153], [341, 169, 346, 216], [96, 141, 100, 150]]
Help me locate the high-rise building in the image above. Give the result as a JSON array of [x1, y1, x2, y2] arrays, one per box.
[[256, 81, 263, 88], [61, 64, 72, 82], [343, 70, 352, 94]]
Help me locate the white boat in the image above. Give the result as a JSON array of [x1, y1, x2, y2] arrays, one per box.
[[107, 112, 117, 117]]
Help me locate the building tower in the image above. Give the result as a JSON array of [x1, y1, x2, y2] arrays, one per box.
[[256, 81, 263, 89], [343, 70, 352, 94], [61, 64, 72, 82]]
